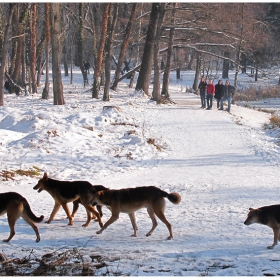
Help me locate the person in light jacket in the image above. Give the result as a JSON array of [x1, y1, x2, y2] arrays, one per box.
[[198, 76, 207, 109], [219, 80, 235, 112], [206, 80, 215, 110]]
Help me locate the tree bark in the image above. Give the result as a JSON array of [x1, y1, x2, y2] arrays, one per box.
[[222, 51, 229, 79], [152, 3, 166, 103], [42, 3, 50, 99], [77, 3, 88, 87], [0, 4, 16, 106], [50, 3, 65, 105], [193, 52, 201, 92], [111, 3, 137, 91], [161, 3, 176, 99], [135, 3, 159, 95], [92, 4, 110, 98], [29, 3, 37, 93], [103, 4, 118, 101]]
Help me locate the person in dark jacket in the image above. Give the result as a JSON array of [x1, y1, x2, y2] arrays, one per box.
[[198, 76, 207, 109], [214, 80, 223, 109], [218, 80, 235, 112]]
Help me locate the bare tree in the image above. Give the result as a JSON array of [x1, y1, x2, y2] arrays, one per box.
[[103, 4, 118, 101], [29, 3, 37, 93], [42, 3, 50, 99], [135, 3, 158, 95], [161, 3, 176, 98], [92, 4, 110, 99], [50, 3, 65, 105], [111, 3, 137, 91], [0, 4, 16, 106], [77, 3, 88, 87], [152, 3, 166, 103]]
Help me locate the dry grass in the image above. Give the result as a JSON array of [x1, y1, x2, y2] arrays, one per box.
[[0, 166, 42, 181], [269, 115, 280, 128], [235, 85, 280, 102], [147, 138, 162, 151]]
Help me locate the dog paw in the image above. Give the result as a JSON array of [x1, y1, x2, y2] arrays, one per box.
[[167, 236, 173, 240], [2, 239, 9, 243], [267, 245, 275, 249], [96, 230, 102, 234]]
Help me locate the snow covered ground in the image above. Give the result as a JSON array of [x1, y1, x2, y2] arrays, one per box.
[[0, 69, 280, 276]]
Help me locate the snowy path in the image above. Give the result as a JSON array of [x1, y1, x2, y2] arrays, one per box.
[[1, 90, 280, 276]]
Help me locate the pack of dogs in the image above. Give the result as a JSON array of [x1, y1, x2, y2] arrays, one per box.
[[1, 172, 280, 249]]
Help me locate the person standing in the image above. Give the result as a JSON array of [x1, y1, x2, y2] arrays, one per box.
[[219, 80, 235, 112], [198, 76, 207, 109], [206, 79, 215, 110], [214, 80, 223, 109]]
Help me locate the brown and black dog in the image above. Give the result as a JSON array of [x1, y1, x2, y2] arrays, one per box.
[[33, 172, 107, 228], [0, 192, 44, 242], [244, 204, 280, 249], [90, 186, 181, 239]]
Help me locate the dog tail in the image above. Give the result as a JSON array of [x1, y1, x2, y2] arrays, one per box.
[[23, 199, 44, 223], [167, 192, 181, 205]]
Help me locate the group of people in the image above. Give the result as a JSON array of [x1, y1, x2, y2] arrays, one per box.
[[198, 76, 235, 112]]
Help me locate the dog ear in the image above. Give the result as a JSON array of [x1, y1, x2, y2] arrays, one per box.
[[43, 172, 48, 179], [249, 207, 254, 211]]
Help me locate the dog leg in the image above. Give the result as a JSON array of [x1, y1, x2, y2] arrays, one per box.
[[267, 227, 280, 249], [82, 210, 92, 227], [3, 203, 21, 242], [61, 203, 73, 226], [146, 207, 158, 237], [153, 207, 173, 240], [128, 213, 138, 237], [22, 213, 41, 242], [46, 202, 61, 224], [3, 215, 18, 242], [83, 204, 103, 228], [71, 199, 80, 218], [96, 212, 119, 234]]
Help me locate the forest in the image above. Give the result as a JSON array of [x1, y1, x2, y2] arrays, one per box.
[[0, 3, 279, 106]]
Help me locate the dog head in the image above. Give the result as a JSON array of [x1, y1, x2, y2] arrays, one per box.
[[244, 207, 262, 225], [90, 190, 107, 206], [33, 172, 49, 193]]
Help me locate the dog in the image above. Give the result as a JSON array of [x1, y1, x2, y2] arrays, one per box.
[[71, 198, 103, 221], [33, 172, 108, 228], [90, 186, 181, 239], [244, 204, 280, 249], [0, 192, 44, 242]]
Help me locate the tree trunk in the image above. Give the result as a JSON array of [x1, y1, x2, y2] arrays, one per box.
[[77, 3, 88, 87], [222, 51, 229, 79], [255, 65, 258, 82], [0, 4, 16, 106], [29, 3, 37, 93], [135, 3, 159, 95], [50, 3, 65, 105], [36, 30, 46, 88], [161, 4, 176, 98], [103, 4, 118, 101], [193, 52, 201, 92], [42, 3, 50, 99], [92, 4, 110, 98], [152, 3, 166, 103], [129, 3, 143, 89], [111, 3, 137, 91], [14, 4, 29, 86]]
